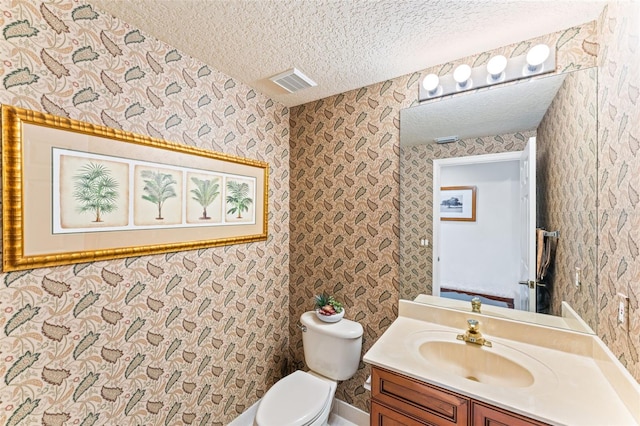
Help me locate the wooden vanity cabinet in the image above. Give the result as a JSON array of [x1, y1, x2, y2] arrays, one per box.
[[371, 367, 469, 425], [371, 401, 431, 426], [471, 402, 548, 426], [370, 367, 549, 426]]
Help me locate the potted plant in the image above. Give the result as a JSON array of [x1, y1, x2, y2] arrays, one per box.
[[314, 293, 345, 323]]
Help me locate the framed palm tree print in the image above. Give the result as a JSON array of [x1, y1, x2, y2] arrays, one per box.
[[1, 105, 268, 271]]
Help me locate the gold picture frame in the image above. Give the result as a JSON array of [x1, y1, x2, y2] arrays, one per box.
[[440, 186, 477, 222], [1, 105, 268, 271]]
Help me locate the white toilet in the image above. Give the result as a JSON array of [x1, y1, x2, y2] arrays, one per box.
[[255, 311, 363, 426]]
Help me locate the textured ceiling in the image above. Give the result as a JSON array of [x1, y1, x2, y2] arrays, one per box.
[[87, 0, 606, 107], [400, 72, 567, 146]]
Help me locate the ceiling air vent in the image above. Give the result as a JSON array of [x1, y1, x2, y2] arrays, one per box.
[[269, 68, 317, 93], [434, 135, 460, 144]]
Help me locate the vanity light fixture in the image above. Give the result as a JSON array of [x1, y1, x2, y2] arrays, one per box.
[[418, 43, 555, 102], [453, 64, 472, 90], [486, 55, 507, 83], [525, 44, 551, 75], [422, 73, 442, 97]]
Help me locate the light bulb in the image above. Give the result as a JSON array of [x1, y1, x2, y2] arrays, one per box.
[[453, 64, 472, 90], [422, 73, 441, 97], [525, 44, 550, 74], [486, 55, 507, 83]]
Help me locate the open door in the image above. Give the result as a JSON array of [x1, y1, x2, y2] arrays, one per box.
[[519, 137, 537, 312]]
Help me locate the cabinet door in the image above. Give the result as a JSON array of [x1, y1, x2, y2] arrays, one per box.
[[472, 402, 549, 426], [371, 401, 431, 426], [371, 367, 469, 426]]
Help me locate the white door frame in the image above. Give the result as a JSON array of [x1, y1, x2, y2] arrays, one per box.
[[432, 151, 521, 297], [520, 137, 537, 312]]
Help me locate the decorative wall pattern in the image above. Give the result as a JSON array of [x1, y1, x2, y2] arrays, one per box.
[[0, 1, 289, 425], [289, 77, 408, 409], [596, 1, 640, 379], [537, 68, 598, 331], [290, 22, 598, 412], [2, 2, 637, 425], [400, 131, 533, 301]]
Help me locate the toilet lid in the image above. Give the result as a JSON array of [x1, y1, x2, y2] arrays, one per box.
[[255, 371, 332, 426]]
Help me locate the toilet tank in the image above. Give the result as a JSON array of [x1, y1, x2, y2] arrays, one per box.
[[300, 311, 363, 381]]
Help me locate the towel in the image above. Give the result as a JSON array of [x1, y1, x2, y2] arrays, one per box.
[[536, 229, 545, 280], [536, 228, 553, 281]]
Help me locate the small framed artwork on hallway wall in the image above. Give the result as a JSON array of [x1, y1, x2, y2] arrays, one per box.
[[1, 105, 268, 271], [440, 186, 476, 222]]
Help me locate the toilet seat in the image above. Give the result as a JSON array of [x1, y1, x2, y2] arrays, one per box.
[[255, 370, 332, 426]]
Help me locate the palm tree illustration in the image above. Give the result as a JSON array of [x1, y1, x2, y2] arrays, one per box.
[[141, 170, 177, 220], [226, 181, 253, 219], [72, 162, 119, 223], [190, 176, 220, 220]]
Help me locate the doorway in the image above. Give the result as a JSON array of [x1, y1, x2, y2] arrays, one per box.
[[432, 147, 535, 311]]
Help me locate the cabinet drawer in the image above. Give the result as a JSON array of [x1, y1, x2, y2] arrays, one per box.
[[371, 401, 430, 426], [472, 402, 549, 426], [372, 367, 469, 426]]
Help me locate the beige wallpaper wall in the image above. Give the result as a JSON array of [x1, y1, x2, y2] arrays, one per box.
[[0, 1, 637, 425], [400, 131, 534, 301], [596, 1, 640, 380], [537, 68, 598, 331], [290, 23, 598, 412], [0, 1, 289, 425], [289, 77, 408, 408]]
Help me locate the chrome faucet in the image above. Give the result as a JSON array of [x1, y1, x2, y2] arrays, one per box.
[[471, 297, 481, 313], [457, 319, 492, 347]]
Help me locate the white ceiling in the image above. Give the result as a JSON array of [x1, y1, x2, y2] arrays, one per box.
[[87, 0, 606, 107], [400, 73, 567, 146]]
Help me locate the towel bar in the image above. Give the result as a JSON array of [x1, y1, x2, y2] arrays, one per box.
[[542, 230, 560, 238]]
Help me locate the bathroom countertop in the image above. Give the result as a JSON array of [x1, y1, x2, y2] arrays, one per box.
[[364, 301, 640, 426]]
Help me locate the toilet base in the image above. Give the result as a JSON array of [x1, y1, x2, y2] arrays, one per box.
[[306, 371, 337, 426], [254, 370, 337, 426]]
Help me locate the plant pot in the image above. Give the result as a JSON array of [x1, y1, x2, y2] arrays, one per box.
[[316, 308, 345, 323]]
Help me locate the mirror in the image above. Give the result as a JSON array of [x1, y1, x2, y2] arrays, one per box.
[[399, 67, 598, 333]]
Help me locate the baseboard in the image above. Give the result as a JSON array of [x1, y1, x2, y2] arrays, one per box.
[[333, 399, 370, 426], [228, 399, 260, 426]]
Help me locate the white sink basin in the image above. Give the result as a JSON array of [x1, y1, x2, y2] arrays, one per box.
[[418, 340, 534, 387], [408, 331, 557, 389]]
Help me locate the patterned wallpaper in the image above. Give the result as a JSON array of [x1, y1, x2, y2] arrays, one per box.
[[537, 68, 598, 331], [0, 1, 637, 425], [0, 1, 289, 425], [290, 23, 598, 412], [596, 1, 640, 380], [400, 131, 533, 301], [289, 77, 407, 409]]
